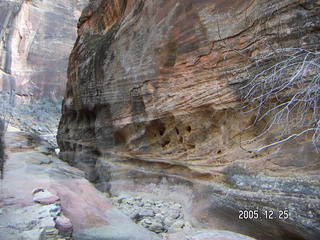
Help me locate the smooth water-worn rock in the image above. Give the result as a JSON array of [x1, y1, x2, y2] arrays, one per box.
[[165, 230, 257, 240], [33, 189, 60, 205], [55, 215, 73, 237], [57, 0, 320, 239], [0, 130, 160, 240], [0, 0, 88, 99]]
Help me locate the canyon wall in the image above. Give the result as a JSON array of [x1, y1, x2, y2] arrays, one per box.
[[0, 0, 88, 99], [58, 0, 320, 239]]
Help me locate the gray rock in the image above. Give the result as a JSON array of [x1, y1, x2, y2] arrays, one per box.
[[154, 213, 165, 222], [134, 196, 142, 201], [163, 217, 175, 228], [48, 204, 61, 213], [137, 209, 155, 218], [36, 146, 52, 156], [21, 228, 46, 240], [0, 204, 61, 240], [171, 220, 185, 229], [40, 158, 53, 165], [73, 209, 160, 240], [109, 194, 187, 235], [168, 210, 181, 219], [140, 218, 164, 234], [148, 221, 164, 233]]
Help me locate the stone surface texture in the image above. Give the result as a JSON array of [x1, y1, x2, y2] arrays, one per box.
[[165, 230, 257, 240], [0, 128, 160, 240], [57, 0, 320, 240], [109, 194, 189, 236], [0, 0, 88, 99], [33, 188, 60, 205]]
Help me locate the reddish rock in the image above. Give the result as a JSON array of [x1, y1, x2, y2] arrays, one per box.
[[55, 215, 73, 237], [0, 0, 88, 99], [1, 130, 160, 240], [32, 187, 46, 195], [57, 0, 320, 239], [33, 189, 60, 205]]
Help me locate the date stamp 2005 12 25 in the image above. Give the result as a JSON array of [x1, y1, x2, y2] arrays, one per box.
[[239, 209, 289, 220]]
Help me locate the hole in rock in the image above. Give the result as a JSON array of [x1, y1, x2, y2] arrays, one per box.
[[78, 144, 83, 151], [159, 128, 165, 136], [148, 119, 166, 136], [161, 139, 171, 148], [175, 127, 180, 135], [187, 126, 192, 132], [187, 144, 195, 149], [114, 130, 126, 145], [91, 148, 101, 157]]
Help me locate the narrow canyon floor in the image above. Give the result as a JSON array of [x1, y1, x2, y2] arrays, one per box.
[[0, 126, 256, 240]]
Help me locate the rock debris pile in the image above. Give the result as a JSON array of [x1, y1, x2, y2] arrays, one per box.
[[110, 195, 191, 236], [31, 187, 73, 239], [0, 201, 69, 240]]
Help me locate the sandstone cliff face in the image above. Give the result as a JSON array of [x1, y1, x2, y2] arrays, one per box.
[[0, 0, 88, 99], [58, 0, 320, 239]]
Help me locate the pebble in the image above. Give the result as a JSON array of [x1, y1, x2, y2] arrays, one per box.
[[55, 215, 73, 237], [32, 187, 46, 195], [137, 209, 155, 218], [33, 189, 60, 205], [110, 195, 187, 235], [172, 220, 184, 229], [40, 158, 53, 165]]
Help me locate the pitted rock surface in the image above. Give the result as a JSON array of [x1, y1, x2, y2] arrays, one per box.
[[57, 0, 320, 239]]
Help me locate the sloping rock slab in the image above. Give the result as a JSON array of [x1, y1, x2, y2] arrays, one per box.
[[74, 209, 161, 240]]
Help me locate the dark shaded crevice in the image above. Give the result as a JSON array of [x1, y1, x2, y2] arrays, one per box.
[[0, 119, 5, 179]]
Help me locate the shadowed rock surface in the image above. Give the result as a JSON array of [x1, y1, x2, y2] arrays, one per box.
[[57, 0, 320, 239], [0, 119, 4, 178]]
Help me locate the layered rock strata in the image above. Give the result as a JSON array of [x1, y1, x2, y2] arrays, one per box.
[[58, 0, 320, 239], [0, 0, 88, 99]]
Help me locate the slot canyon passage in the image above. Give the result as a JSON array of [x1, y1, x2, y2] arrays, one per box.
[[0, 0, 320, 239]]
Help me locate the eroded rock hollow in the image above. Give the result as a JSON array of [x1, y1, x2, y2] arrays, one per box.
[[58, 0, 320, 239]]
